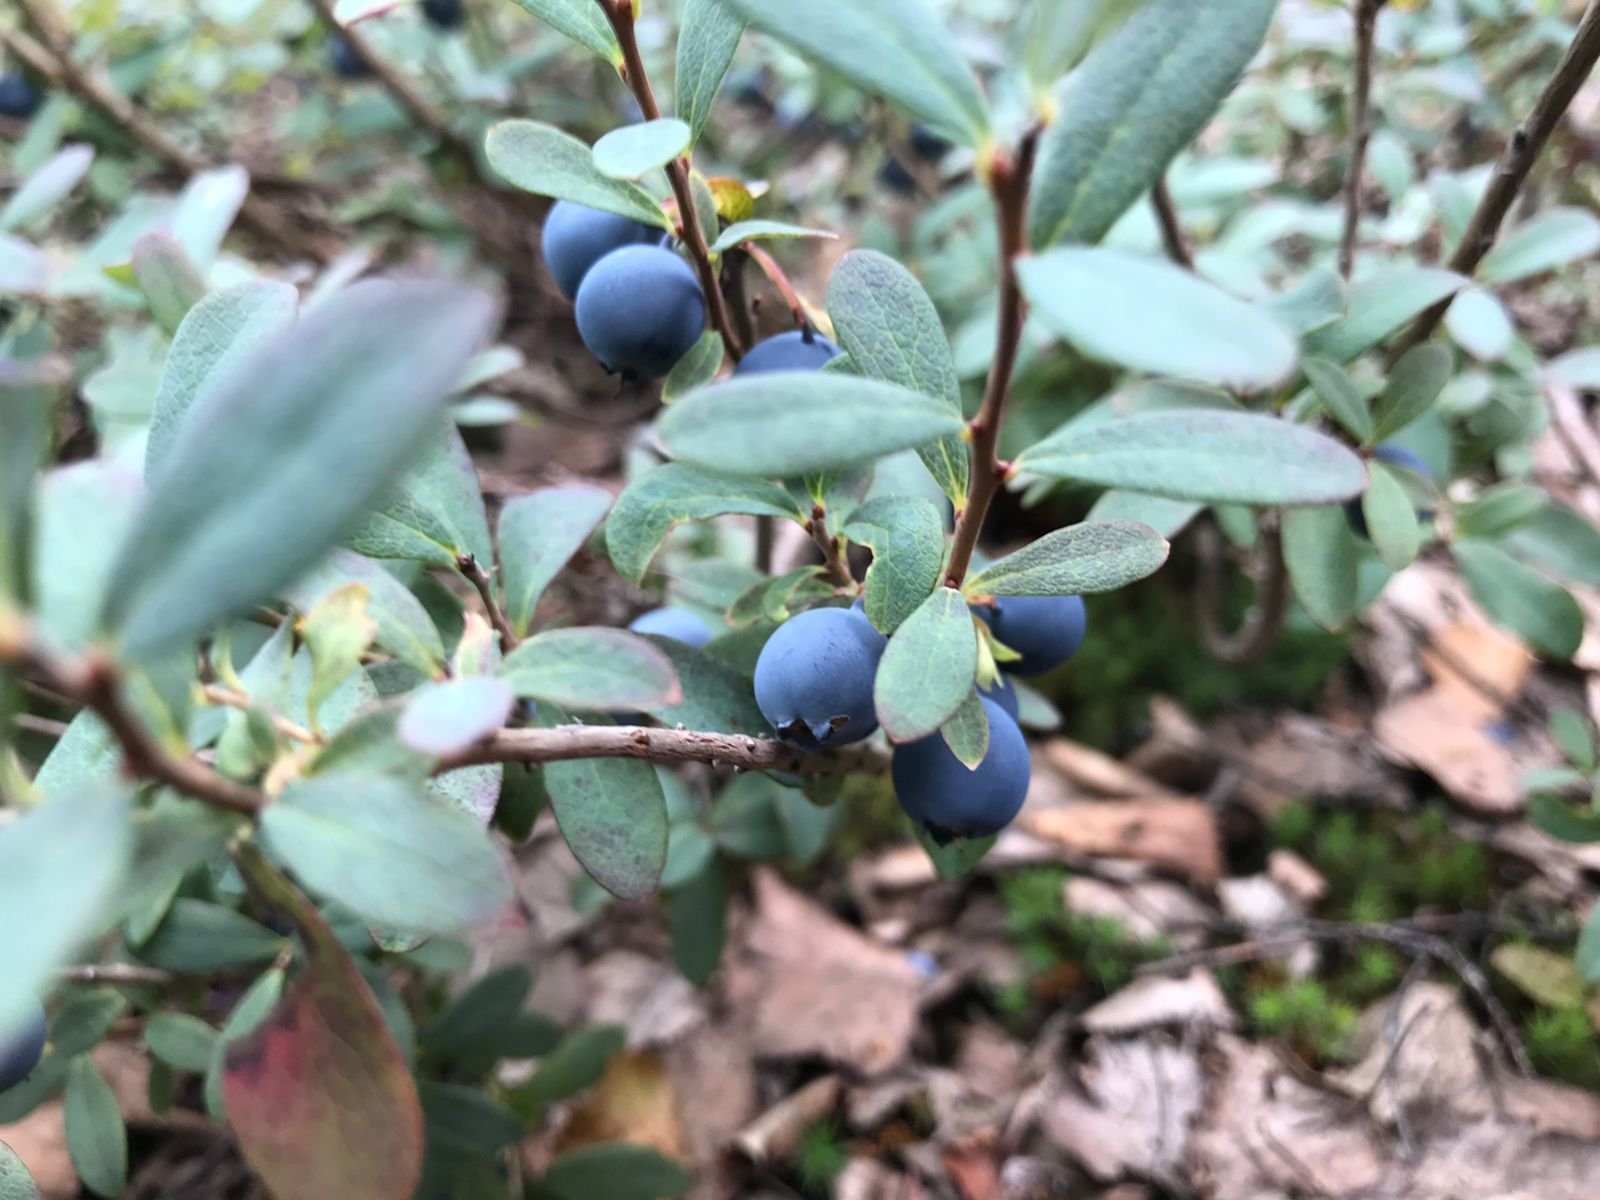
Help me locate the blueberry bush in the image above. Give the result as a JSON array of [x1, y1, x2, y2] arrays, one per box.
[[3, 0, 1600, 1195]]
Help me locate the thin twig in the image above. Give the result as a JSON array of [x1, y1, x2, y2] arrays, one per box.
[[1546, 379, 1600, 489], [1136, 917, 1533, 1077], [1390, 1, 1600, 356], [723, 249, 758, 351], [458, 554, 521, 650], [307, 0, 472, 161], [439, 723, 885, 776], [198, 684, 318, 745], [944, 126, 1043, 589], [12, 712, 69, 738], [743, 242, 809, 329], [57, 963, 177, 987], [5, 5, 333, 264], [1194, 517, 1290, 665], [806, 505, 854, 589], [1151, 176, 1195, 270], [604, 0, 745, 361], [2, 621, 263, 814], [1340, 0, 1384, 280]]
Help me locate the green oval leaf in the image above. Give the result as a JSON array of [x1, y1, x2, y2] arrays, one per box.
[[286, 550, 446, 677], [939, 691, 990, 769], [537, 706, 669, 901], [1282, 505, 1360, 632], [658, 375, 965, 478], [0, 1141, 42, 1200], [64, 1058, 126, 1199], [592, 119, 692, 179], [1301, 267, 1465, 364], [0, 788, 131, 1035], [1452, 539, 1584, 660], [146, 281, 300, 476], [965, 520, 1169, 598], [144, 1013, 220, 1073], [501, 627, 682, 710], [717, 0, 989, 147], [841, 495, 946, 634], [348, 420, 494, 569], [710, 220, 835, 254], [505, 0, 621, 63], [827, 249, 967, 504], [33, 462, 142, 653], [499, 484, 614, 636], [139, 899, 289, 972], [130, 232, 205, 335], [1501, 502, 1600, 587], [261, 773, 512, 934], [1371, 343, 1450, 443], [1026, 0, 1277, 249], [1302, 357, 1374, 443], [874, 587, 978, 743], [1479, 207, 1600, 284], [485, 121, 668, 229], [398, 677, 515, 758], [104, 281, 496, 663], [1018, 248, 1297, 389], [1362, 463, 1421, 572], [605, 464, 801, 585], [663, 330, 725, 401], [542, 1142, 692, 1200], [1019, 411, 1368, 506], [0, 143, 94, 233], [677, 0, 746, 142], [1444, 287, 1513, 362], [643, 638, 769, 736]]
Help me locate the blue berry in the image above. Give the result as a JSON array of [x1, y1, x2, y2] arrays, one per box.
[[540, 201, 664, 302], [1346, 443, 1435, 539], [979, 673, 1019, 721], [420, 0, 466, 30], [331, 36, 370, 79], [0, 73, 42, 120], [754, 606, 886, 748], [628, 606, 713, 648], [0, 999, 47, 1093], [893, 697, 1030, 841], [982, 595, 1087, 677], [575, 245, 706, 380], [735, 330, 841, 375]]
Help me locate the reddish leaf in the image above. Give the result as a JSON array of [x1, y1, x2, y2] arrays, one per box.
[[222, 845, 423, 1200]]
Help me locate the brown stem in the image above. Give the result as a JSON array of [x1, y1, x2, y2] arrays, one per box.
[[744, 243, 809, 329], [199, 684, 317, 745], [1340, 0, 1384, 280], [1194, 517, 1289, 665], [57, 963, 176, 987], [943, 128, 1042, 590], [307, 0, 471, 161], [807, 507, 854, 589], [605, 1, 745, 361], [5, 7, 333, 264], [458, 554, 520, 650], [439, 723, 884, 775], [1, 623, 263, 814], [723, 250, 758, 350], [1151, 176, 1194, 270], [1391, 1, 1600, 356]]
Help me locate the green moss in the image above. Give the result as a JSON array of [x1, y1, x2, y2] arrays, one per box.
[[790, 1118, 850, 1198], [1525, 1008, 1600, 1091], [1248, 979, 1358, 1062]]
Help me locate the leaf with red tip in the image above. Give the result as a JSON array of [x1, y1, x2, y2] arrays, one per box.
[[222, 846, 423, 1200]]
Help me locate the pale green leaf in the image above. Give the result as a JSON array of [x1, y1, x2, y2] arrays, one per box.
[[717, 0, 989, 146], [499, 484, 614, 635], [663, 331, 724, 401], [1301, 267, 1465, 363], [1302, 356, 1373, 443], [1479, 207, 1600, 284], [965, 520, 1169, 598], [485, 121, 668, 228], [1444, 287, 1513, 362], [1453, 539, 1583, 659], [1018, 411, 1367, 506], [841, 495, 946, 634], [658, 373, 964, 478], [501, 627, 681, 710], [1018, 248, 1297, 389], [1371, 343, 1450, 443], [348, 421, 494, 569], [874, 587, 978, 743], [710, 220, 835, 253], [505, 0, 621, 62], [592, 119, 691, 179], [1362, 463, 1421, 572], [0, 144, 93, 233], [1026, 0, 1277, 248], [676, 0, 746, 141], [1281, 505, 1359, 632], [285, 549, 445, 676], [64, 1058, 126, 1198]]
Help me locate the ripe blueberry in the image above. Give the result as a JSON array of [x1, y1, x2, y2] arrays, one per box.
[[540, 200, 664, 301], [420, 0, 466, 31], [575, 244, 706, 380], [0, 73, 42, 120], [754, 606, 887, 748], [981, 595, 1087, 677], [0, 999, 47, 1093], [979, 673, 1019, 721], [331, 36, 370, 79], [892, 697, 1031, 842], [628, 606, 713, 648], [909, 124, 950, 162], [735, 329, 841, 375], [1345, 443, 1435, 539]]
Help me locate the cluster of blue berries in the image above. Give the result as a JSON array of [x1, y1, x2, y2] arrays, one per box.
[[754, 596, 1084, 843], [0, 999, 47, 1094]]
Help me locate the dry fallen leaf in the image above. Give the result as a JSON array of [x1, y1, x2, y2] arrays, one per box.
[[553, 1048, 687, 1161], [1024, 800, 1223, 884], [724, 871, 922, 1074], [1080, 971, 1237, 1035]]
